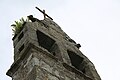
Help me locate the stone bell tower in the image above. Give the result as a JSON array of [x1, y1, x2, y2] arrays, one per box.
[[6, 9, 101, 80]]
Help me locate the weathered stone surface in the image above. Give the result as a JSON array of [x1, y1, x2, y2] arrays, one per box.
[[7, 18, 101, 80]]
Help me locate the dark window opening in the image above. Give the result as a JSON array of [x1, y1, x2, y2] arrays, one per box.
[[52, 52, 56, 56], [18, 32, 24, 41], [36, 30, 55, 52], [19, 44, 24, 53], [49, 43, 59, 56], [67, 50, 84, 72], [81, 68, 85, 74]]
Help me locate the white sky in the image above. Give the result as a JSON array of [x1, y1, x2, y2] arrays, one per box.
[[0, 0, 120, 80]]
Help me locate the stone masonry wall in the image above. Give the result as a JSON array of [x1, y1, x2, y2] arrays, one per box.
[[7, 18, 101, 80], [12, 46, 92, 80]]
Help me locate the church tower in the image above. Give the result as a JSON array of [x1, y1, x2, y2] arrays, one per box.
[[6, 11, 101, 80]]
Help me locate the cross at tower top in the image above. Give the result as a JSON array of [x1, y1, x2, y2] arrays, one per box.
[[35, 7, 53, 20]]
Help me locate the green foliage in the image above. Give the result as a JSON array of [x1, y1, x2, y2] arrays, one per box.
[[11, 17, 29, 35]]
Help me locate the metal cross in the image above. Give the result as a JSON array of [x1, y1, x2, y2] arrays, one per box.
[[35, 7, 53, 20]]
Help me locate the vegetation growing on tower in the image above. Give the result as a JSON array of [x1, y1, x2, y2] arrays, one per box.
[[11, 17, 30, 35]]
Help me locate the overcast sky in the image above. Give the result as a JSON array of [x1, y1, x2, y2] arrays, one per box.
[[0, 0, 120, 80]]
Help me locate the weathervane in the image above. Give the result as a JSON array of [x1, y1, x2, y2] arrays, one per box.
[[35, 7, 53, 20]]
